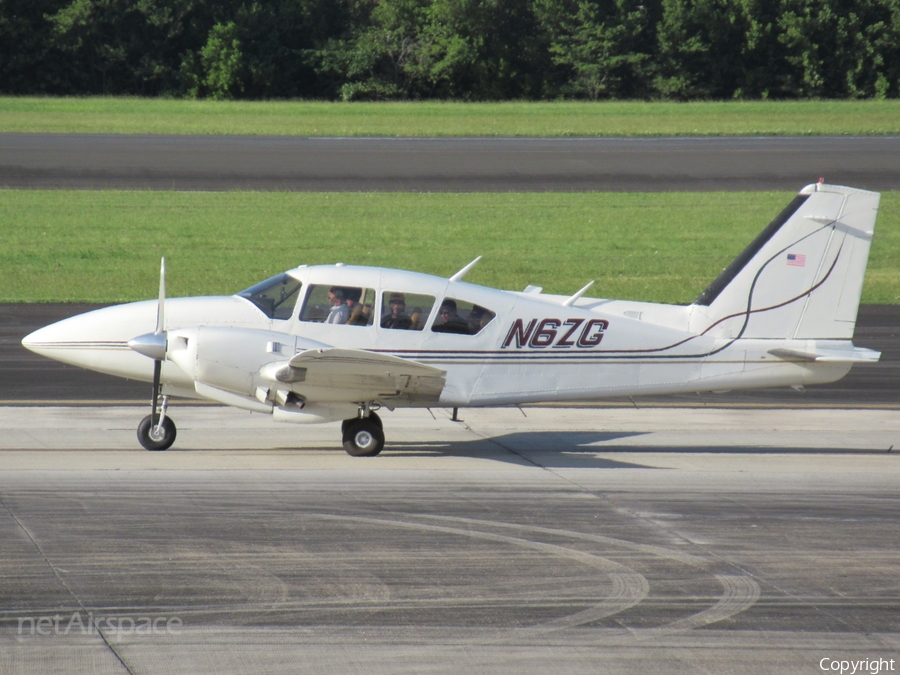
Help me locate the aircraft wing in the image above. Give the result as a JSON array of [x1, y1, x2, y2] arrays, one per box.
[[260, 348, 446, 403]]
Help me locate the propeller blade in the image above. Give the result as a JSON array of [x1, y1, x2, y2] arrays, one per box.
[[130, 257, 169, 361], [156, 257, 166, 335]]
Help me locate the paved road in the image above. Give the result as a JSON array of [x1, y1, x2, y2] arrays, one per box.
[[1, 407, 898, 674], [3, 134, 900, 191], [3, 303, 897, 406]]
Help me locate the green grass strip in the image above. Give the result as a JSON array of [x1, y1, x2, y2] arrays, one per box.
[[2, 190, 896, 304], [2, 98, 900, 136]]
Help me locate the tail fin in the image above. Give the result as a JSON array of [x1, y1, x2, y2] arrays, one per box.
[[691, 183, 879, 340]]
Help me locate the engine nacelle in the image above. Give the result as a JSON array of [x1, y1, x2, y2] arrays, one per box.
[[167, 326, 327, 403]]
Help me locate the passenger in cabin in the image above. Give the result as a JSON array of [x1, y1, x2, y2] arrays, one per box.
[[325, 287, 350, 324], [467, 305, 491, 332], [344, 287, 366, 325], [381, 293, 412, 330], [432, 299, 472, 334]]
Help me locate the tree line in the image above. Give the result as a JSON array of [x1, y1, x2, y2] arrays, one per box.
[[2, 0, 898, 100]]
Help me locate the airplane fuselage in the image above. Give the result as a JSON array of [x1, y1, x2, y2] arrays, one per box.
[[23, 264, 859, 412]]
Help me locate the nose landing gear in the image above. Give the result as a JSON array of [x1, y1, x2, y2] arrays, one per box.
[[138, 413, 177, 451], [138, 385, 177, 451]]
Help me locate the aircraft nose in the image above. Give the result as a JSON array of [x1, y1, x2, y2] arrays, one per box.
[[20, 302, 158, 374], [21, 322, 65, 356]]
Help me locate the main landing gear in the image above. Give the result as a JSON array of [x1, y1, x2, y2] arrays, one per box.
[[341, 411, 384, 457]]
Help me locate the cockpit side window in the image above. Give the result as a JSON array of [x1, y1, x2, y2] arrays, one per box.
[[300, 284, 375, 326], [237, 274, 302, 320], [380, 292, 436, 331], [432, 297, 496, 335]]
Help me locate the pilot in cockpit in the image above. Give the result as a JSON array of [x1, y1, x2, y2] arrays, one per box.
[[325, 287, 350, 324]]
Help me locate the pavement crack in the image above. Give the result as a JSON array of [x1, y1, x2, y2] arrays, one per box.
[[0, 495, 136, 675]]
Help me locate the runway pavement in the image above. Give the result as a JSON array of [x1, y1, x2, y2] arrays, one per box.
[[2, 134, 900, 191], [3, 303, 897, 406], [1, 406, 898, 674]]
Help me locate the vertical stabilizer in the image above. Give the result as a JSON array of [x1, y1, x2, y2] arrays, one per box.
[[691, 184, 879, 340]]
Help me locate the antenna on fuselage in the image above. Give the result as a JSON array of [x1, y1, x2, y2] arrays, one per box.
[[449, 256, 482, 282], [563, 280, 595, 307]]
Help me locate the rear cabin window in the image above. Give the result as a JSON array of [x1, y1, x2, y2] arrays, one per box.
[[300, 284, 375, 326], [380, 292, 435, 331], [431, 298, 496, 335], [237, 274, 302, 320]]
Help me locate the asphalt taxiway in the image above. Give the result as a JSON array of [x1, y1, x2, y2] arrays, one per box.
[[1, 406, 898, 674], [3, 134, 900, 191]]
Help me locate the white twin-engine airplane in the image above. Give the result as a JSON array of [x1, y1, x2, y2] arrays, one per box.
[[23, 182, 880, 456]]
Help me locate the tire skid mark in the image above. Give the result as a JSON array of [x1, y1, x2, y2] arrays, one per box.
[[635, 574, 762, 639], [313, 514, 651, 638], [489, 572, 650, 642], [314, 514, 635, 574], [37, 512, 758, 640], [348, 514, 761, 639], [404, 513, 706, 566]]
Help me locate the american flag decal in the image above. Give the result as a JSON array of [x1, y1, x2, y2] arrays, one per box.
[[786, 253, 806, 267]]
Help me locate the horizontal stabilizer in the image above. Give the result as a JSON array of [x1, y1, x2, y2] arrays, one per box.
[[768, 346, 881, 363]]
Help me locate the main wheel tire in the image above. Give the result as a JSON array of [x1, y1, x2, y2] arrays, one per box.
[[137, 415, 176, 451], [341, 411, 382, 435], [342, 418, 384, 457]]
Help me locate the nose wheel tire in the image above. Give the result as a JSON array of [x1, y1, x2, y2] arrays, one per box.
[[137, 415, 177, 451], [342, 417, 385, 457]]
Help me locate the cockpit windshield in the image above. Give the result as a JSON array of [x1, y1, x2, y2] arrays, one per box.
[[237, 273, 302, 320]]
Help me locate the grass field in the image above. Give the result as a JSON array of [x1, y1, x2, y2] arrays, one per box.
[[2, 98, 900, 136], [2, 190, 896, 304]]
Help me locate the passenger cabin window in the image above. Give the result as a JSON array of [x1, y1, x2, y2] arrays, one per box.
[[299, 284, 375, 326], [237, 274, 302, 320], [432, 298, 496, 335], [380, 292, 436, 331]]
